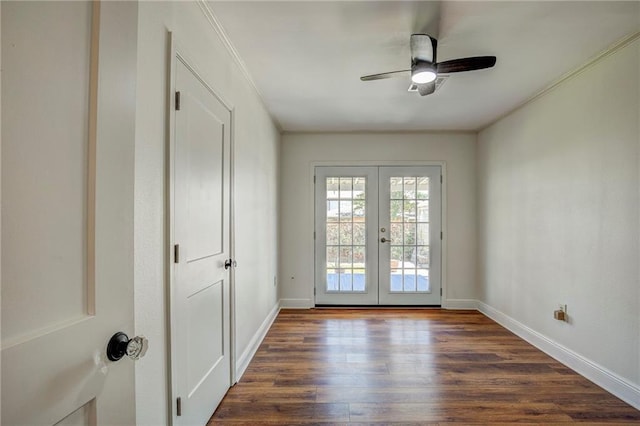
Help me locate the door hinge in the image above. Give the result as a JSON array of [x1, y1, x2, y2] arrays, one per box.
[[314, 287, 316, 295], [313, 175, 316, 184], [440, 175, 443, 183], [176, 397, 182, 416], [440, 231, 443, 240], [174, 244, 180, 263], [440, 288, 443, 296], [175, 91, 181, 111], [313, 231, 316, 240]]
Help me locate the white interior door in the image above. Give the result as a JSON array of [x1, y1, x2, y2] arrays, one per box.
[[315, 166, 441, 306], [1, 2, 139, 425], [171, 55, 232, 426]]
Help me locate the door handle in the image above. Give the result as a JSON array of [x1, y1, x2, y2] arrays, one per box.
[[380, 237, 392, 243], [224, 259, 236, 270], [107, 332, 148, 361]]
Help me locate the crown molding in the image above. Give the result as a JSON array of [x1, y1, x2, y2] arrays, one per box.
[[197, 1, 283, 132]]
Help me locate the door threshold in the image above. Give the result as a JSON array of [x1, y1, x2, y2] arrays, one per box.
[[314, 305, 442, 309]]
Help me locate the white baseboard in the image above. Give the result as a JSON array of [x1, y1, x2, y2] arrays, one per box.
[[235, 301, 280, 382], [477, 301, 640, 410], [279, 298, 313, 309], [442, 298, 478, 310]]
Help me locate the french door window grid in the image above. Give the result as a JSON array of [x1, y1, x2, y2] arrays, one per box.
[[325, 176, 367, 292], [324, 175, 432, 294]]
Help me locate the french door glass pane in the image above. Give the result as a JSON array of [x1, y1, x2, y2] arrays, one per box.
[[389, 176, 430, 293], [417, 177, 429, 199], [326, 176, 366, 292]]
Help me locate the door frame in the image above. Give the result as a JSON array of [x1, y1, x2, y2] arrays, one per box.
[[311, 160, 448, 306], [166, 34, 237, 423]]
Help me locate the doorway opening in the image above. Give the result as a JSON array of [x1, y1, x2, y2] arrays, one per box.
[[314, 166, 442, 306]]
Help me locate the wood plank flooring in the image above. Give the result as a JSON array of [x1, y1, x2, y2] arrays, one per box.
[[208, 309, 640, 424]]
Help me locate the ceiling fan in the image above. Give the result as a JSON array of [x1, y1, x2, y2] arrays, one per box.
[[360, 34, 496, 96]]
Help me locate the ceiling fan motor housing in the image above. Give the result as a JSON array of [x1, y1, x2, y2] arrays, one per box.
[[410, 34, 438, 64], [410, 34, 438, 84]]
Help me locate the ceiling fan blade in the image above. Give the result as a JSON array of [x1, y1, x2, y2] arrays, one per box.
[[360, 70, 410, 81], [417, 81, 436, 96], [410, 34, 436, 63], [436, 56, 496, 73]]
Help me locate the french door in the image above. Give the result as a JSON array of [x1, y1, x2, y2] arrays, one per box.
[[315, 166, 441, 305]]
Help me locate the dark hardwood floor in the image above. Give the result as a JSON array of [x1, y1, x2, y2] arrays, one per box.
[[208, 309, 640, 424]]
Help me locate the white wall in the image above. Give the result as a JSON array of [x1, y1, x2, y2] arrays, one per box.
[[477, 38, 639, 392], [279, 132, 477, 307], [134, 2, 280, 424]]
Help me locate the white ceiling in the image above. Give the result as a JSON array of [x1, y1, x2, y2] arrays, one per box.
[[207, 1, 640, 132]]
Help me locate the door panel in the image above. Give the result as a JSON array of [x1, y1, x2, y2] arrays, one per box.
[[315, 166, 441, 306], [2, 2, 137, 424], [2, 1, 92, 341], [187, 282, 224, 395], [172, 57, 232, 425], [184, 96, 224, 260], [54, 402, 94, 426]]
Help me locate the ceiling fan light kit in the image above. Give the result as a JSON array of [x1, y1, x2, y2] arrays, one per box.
[[360, 33, 497, 96], [411, 60, 437, 84]]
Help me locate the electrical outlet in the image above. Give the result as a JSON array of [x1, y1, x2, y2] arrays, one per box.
[[554, 304, 568, 322]]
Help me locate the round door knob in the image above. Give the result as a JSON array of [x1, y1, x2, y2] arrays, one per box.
[[126, 335, 149, 360], [107, 332, 148, 362]]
